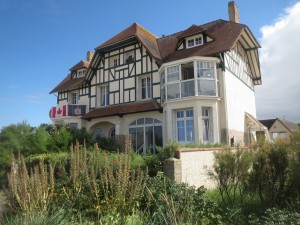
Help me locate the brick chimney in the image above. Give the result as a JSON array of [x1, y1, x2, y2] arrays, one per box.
[[228, 1, 240, 23], [86, 51, 94, 62]]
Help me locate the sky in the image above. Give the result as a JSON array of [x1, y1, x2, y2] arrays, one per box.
[[0, 0, 299, 129]]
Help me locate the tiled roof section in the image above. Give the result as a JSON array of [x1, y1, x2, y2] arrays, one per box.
[[96, 23, 161, 65], [259, 119, 276, 130], [69, 60, 90, 71], [82, 99, 162, 119], [160, 20, 246, 63], [178, 24, 205, 38], [49, 75, 85, 94], [157, 31, 182, 60], [279, 119, 298, 132]]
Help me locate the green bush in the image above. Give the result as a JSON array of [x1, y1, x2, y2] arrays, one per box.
[[142, 173, 223, 225]]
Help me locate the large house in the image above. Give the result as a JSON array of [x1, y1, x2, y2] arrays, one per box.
[[49, 2, 265, 153]]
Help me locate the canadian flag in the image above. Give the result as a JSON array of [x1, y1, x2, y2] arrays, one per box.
[[49, 107, 56, 118], [56, 105, 67, 117]]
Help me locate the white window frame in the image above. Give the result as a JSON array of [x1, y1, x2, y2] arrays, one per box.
[[110, 56, 119, 67], [202, 107, 213, 143], [69, 91, 79, 105], [186, 34, 203, 49], [141, 76, 151, 100], [101, 85, 109, 106], [77, 70, 86, 78], [175, 109, 194, 143]]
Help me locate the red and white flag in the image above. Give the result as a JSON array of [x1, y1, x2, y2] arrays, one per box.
[[49, 107, 56, 118], [56, 105, 66, 117]]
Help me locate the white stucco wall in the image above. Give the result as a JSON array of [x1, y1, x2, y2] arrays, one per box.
[[224, 70, 256, 132]]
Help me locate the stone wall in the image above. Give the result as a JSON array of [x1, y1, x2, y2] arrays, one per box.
[[164, 148, 223, 188]]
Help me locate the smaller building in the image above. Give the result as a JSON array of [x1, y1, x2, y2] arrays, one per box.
[[260, 118, 299, 141]]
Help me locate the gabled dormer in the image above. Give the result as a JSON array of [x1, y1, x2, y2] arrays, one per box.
[[175, 25, 213, 50]]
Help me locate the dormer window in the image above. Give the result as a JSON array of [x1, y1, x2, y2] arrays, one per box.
[[186, 35, 203, 49], [77, 70, 86, 78]]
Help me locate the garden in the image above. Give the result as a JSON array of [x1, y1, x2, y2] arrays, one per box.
[[0, 122, 300, 224]]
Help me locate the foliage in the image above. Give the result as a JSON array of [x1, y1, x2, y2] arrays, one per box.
[[54, 142, 148, 220], [249, 207, 300, 225], [209, 147, 253, 206], [1, 206, 78, 225], [211, 129, 300, 208], [144, 142, 179, 177], [6, 153, 55, 213], [93, 136, 121, 152], [142, 173, 223, 225]]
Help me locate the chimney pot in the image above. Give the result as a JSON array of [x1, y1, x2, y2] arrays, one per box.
[[228, 1, 240, 23], [87, 51, 94, 62]]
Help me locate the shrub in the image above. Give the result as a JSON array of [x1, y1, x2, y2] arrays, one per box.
[[209, 147, 253, 206], [142, 173, 223, 225]]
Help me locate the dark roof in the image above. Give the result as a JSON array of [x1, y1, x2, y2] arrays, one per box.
[[178, 24, 205, 38], [83, 99, 162, 120], [96, 23, 161, 64], [259, 118, 298, 132], [69, 60, 90, 71], [259, 119, 276, 130], [49, 75, 85, 94], [279, 119, 298, 132], [161, 20, 246, 63], [50, 60, 90, 94]]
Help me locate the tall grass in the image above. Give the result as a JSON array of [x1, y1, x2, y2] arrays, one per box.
[[6, 152, 54, 213]]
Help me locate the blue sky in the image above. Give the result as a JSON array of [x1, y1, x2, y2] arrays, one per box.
[[0, 0, 299, 128]]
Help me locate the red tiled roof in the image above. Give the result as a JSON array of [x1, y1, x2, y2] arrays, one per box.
[[178, 24, 205, 38], [83, 99, 162, 119], [96, 23, 161, 65], [69, 60, 90, 71], [49, 75, 85, 94], [161, 20, 246, 63]]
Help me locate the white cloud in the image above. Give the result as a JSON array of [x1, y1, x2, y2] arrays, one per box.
[[256, 1, 300, 123]]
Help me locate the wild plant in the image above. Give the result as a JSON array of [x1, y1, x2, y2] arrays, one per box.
[[6, 152, 54, 213], [57, 141, 148, 221]]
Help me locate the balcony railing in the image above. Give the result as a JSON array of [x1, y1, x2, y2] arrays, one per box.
[[68, 104, 86, 116]]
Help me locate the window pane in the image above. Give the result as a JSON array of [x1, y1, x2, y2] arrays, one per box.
[[136, 127, 144, 154], [167, 66, 179, 82], [145, 118, 153, 124], [177, 120, 185, 142], [186, 110, 193, 117], [198, 80, 216, 96], [137, 118, 144, 125], [177, 111, 184, 118], [197, 62, 214, 78], [186, 119, 194, 142], [167, 83, 180, 99], [161, 86, 166, 103], [181, 80, 195, 97], [154, 126, 163, 147]]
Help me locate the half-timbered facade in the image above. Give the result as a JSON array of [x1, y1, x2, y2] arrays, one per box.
[[49, 2, 266, 152]]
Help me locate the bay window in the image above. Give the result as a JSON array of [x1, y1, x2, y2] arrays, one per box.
[[160, 59, 218, 103]]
